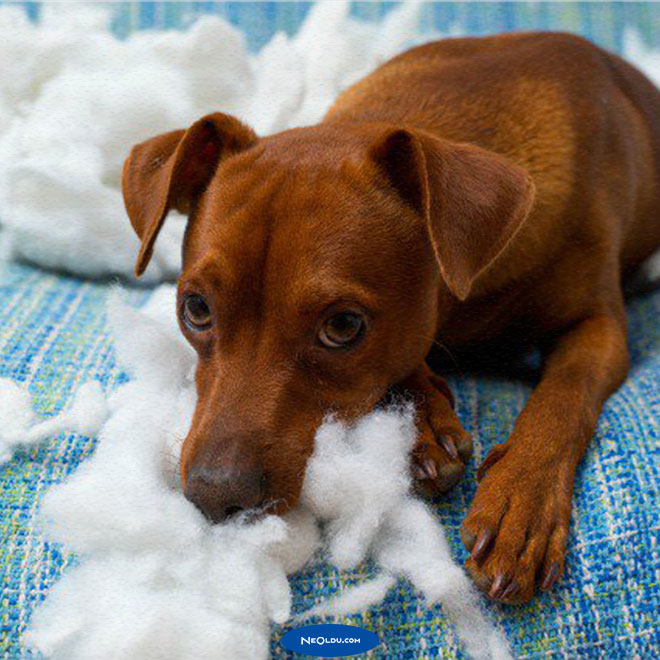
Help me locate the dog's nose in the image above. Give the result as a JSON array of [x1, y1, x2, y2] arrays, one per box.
[[184, 463, 263, 524]]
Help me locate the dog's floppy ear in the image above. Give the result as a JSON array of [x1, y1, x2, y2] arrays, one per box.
[[122, 112, 257, 276], [371, 129, 535, 300]]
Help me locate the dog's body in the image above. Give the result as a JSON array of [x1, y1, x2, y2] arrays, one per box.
[[329, 32, 660, 345], [122, 32, 660, 604]]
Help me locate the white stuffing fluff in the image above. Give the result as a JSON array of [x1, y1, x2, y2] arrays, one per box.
[[0, 1, 424, 281], [304, 411, 416, 570], [20, 288, 321, 660], [303, 414, 511, 660], [2, 5, 659, 283], [0, 285, 512, 660], [0, 4, 514, 656], [0, 379, 107, 463]]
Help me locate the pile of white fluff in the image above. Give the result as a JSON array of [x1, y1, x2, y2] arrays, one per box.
[[0, 7, 511, 657], [2, 3, 659, 284], [0, 285, 511, 660], [0, 1, 427, 281]]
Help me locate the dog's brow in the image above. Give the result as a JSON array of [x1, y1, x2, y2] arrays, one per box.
[[180, 257, 225, 293], [294, 282, 379, 315]]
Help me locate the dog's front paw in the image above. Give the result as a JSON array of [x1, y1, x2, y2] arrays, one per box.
[[461, 443, 573, 603], [412, 413, 472, 496], [397, 364, 472, 496]]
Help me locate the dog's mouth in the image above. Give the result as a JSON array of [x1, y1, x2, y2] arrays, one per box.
[[206, 496, 290, 526]]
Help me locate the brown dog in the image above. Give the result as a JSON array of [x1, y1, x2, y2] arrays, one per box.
[[122, 31, 660, 604]]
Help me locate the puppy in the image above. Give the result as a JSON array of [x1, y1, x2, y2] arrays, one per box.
[[122, 31, 660, 603]]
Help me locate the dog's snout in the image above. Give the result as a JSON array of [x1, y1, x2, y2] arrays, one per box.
[[183, 446, 264, 524], [184, 464, 263, 523]]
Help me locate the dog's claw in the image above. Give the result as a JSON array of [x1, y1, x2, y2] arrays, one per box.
[[414, 456, 438, 481], [439, 435, 459, 460], [471, 528, 494, 563], [500, 578, 520, 602], [422, 457, 438, 481], [489, 572, 512, 599], [540, 562, 560, 591], [412, 445, 464, 494]]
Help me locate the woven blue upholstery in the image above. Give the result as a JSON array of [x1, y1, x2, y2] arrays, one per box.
[[1, 3, 659, 659], [5, 1, 660, 53]]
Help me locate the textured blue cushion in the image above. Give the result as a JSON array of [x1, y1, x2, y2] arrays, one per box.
[[1, 267, 658, 659], [5, 0, 660, 51], [1, 3, 660, 658], [4, 0, 658, 53]]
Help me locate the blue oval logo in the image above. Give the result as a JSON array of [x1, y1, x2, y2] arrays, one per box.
[[280, 623, 380, 657]]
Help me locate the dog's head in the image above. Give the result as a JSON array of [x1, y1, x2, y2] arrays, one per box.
[[122, 112, 534, 522]]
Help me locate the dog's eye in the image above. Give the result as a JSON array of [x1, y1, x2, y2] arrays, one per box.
[[319, 312, 365, 348], [182, 295, 212, 331]]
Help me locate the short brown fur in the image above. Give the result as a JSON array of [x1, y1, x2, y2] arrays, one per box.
[[122, 32, 660, 603]]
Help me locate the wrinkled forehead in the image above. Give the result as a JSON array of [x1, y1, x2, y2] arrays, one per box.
[[183, 147, 426, 307]]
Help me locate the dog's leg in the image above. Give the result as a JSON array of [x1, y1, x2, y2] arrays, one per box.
[[461, 309, 629, 603], [394, 363, 472, 494]]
